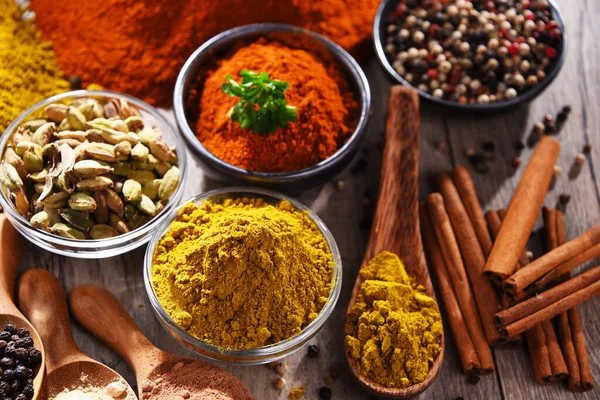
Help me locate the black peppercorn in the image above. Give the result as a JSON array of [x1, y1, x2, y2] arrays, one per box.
[[27, 350, 41, 365], [0, 389, 5, 399], [3, 325, 16, 335], [0, 381, 10, 393], [16, 395, 28, 400], [14, 366, 27, 380], [13, 340, 25, 349], [0, 357, 14, 370], [10, 336, 19, 344], [22, 384, 33, 398], [13, 349, 27, 362], [3, 347, 15, 359], [0, 332, 10, 342], [318, 386, 332, 400], [15, 330, 28, 339], [467, 375, 480, 384], [3, 369, 14, 381], [556, 111, 567, 123], [0, 340, 7, 353], [307, 345, 320, 358], [18, 338, 32, 350], [11, 378, 21, 393], [562, 105, 572, 114]]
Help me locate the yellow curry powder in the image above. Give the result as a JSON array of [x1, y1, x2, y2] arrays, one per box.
[[0, 0, 69, 131], [151, 197, 334, 349], [345, 251, 442, 388]]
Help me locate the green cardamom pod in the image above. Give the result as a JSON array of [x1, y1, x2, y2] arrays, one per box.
[[114, 141, 132, 157], [138, 125, 160, 145], [60, 209, 92, 230], [112, 162, 130, 177], [122, 179, 142, 202], [42, 143, 60, 160], [131, 143, 149, 161], [104, 189, 124, 217], [15, 141, 43, 157], [158, 167, 180, 201], [90, 224, 119, 239], [11, 188, 30, 216], [50, 222, 86, 240], [127, 170, 156, 185], [54, 130, 88, 142], [93, 192, 109, 224], [109, 213, 130, 234], [23, 149, 44, 173], [136, 194, 156, 216], [149, 139, 176, 162], [66, 106, 87, 130], [84, 143, 117, 163], [124, 116, 144, 132], [76, 176, 113, 191], [73, 160, 112, 178], [30, 211, 50, 229], [28, 168, 49, 182], [135, 154, 159, 171], [41, 191, 70, 209], [44, 103, 69, 122], [23, 119, 48, 132], [3, 147, 27, 179], [68, 192, 97, 211], [142, 179, 161, 200], [111, 119, 129, 133], [77, 100, 96, 120], [0, 163, 24, 190]]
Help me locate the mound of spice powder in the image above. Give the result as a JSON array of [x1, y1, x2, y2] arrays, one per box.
[[195, 39, 358, 172], [345, 252, 443, 388], [29, 0, 378, 106], [151, 197, 335, 349], [0, 0, 68, 131]]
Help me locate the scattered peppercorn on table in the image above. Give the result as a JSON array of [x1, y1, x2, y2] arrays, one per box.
[[3, 0, 600, 399]]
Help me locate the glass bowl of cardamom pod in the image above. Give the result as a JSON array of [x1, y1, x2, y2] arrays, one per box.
[[143, 187, 343, 365], [0, 90, 187, 258]]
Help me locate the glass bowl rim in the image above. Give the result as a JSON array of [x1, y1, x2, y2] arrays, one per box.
[[143, 186, 343, 358], [0, 89, 188, 249]]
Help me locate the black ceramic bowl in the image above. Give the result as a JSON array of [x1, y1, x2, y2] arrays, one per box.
[[174, 24, 371, 192], [374, 0, 567, 112]]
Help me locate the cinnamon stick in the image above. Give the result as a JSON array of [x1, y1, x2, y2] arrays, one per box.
[[499, 278, 600, 337], [420, 203, 481, 376], [542, 208, 569, 383], [542, 320, 569, 382], [495, 266, 600, 327], [504, 224, 600, 295], [426, 193, 495, 374], [484, 136, 560, 284], [452, 166, 493, 257], [525, 325, 554, 384], [533, 243, 600, 292], [569, 307, 594, 391], [437, 173, 505, 346], [548, 208, 594, 392]]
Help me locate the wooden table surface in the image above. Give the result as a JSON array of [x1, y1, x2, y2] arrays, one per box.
[[17, 0, 599, 398]]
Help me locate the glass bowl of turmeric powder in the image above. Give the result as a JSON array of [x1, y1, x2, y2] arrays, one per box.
[[174, 24, 371, 192], [143, 187, 343, 365], [0, 90, 188, 258]]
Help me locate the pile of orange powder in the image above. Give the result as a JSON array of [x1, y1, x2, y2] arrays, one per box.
[[195, 39, 359, 173], [30, 0, 379, 106]]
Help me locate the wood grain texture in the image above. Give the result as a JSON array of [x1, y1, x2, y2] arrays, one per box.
[[10, 1, 600, 399]]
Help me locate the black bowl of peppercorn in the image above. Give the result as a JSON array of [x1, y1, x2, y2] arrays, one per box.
[[374, 0, 567, 112]]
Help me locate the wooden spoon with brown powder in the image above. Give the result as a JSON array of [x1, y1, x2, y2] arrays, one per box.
[[69, 285, 254, 400], [18, 269, 137, 399], [344, 86, 445, 398], [0, 216, 45, 400]]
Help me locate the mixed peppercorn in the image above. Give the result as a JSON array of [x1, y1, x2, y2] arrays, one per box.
[[0, 324, 42, 399], [383, 0, 563, 104]]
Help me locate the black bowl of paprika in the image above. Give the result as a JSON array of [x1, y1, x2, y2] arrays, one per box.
[[174, 23, 371, 192]]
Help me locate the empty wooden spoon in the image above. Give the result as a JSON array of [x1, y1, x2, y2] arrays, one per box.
[[18, 268, 137, 399], [69, 284, 254, 400], [345, 86, 445, 398], [0, 215, 45, 400]]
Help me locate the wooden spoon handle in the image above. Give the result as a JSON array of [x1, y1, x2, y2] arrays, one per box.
[[18, 269, 81, 373], [0, 215, 23, 311], [363, 86, 422, 270], [69, 285, 158, 374]]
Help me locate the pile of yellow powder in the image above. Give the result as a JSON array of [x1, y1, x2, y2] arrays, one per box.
[[151, 197, 335, 349], [345, 251, 443, 389], [0, 0, 68, 131]]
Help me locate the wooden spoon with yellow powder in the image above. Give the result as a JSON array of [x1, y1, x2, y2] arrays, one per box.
[[344, 86, 445, 398]]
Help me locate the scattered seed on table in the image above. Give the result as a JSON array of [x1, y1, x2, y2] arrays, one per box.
[[275, 362, 288, 376], [69, 75, 82, 90], [464, 147, 476, 158], [575, 153, 586, 166], [307, 344, 320, 358], [534, 122, 545, 135], [562, 105, 572, 114], [514, 141, 525, 151], [553, 165, 562, 177], [559, 194, 572, 205], [511, 157, 521, 168], [318, 386, 332, 400], [273, 378, 286, 390], [467, 375, 481, 385], [583, 143, 592, 153], [334, 180, 345, 192]]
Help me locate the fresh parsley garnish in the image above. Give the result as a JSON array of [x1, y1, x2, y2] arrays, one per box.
[[221, 70, 298, 135]]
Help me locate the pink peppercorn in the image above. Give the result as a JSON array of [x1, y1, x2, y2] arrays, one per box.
[[545, 47, 557, 59], [427, 68, 438, 80], [508, 42, 520, 56]]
